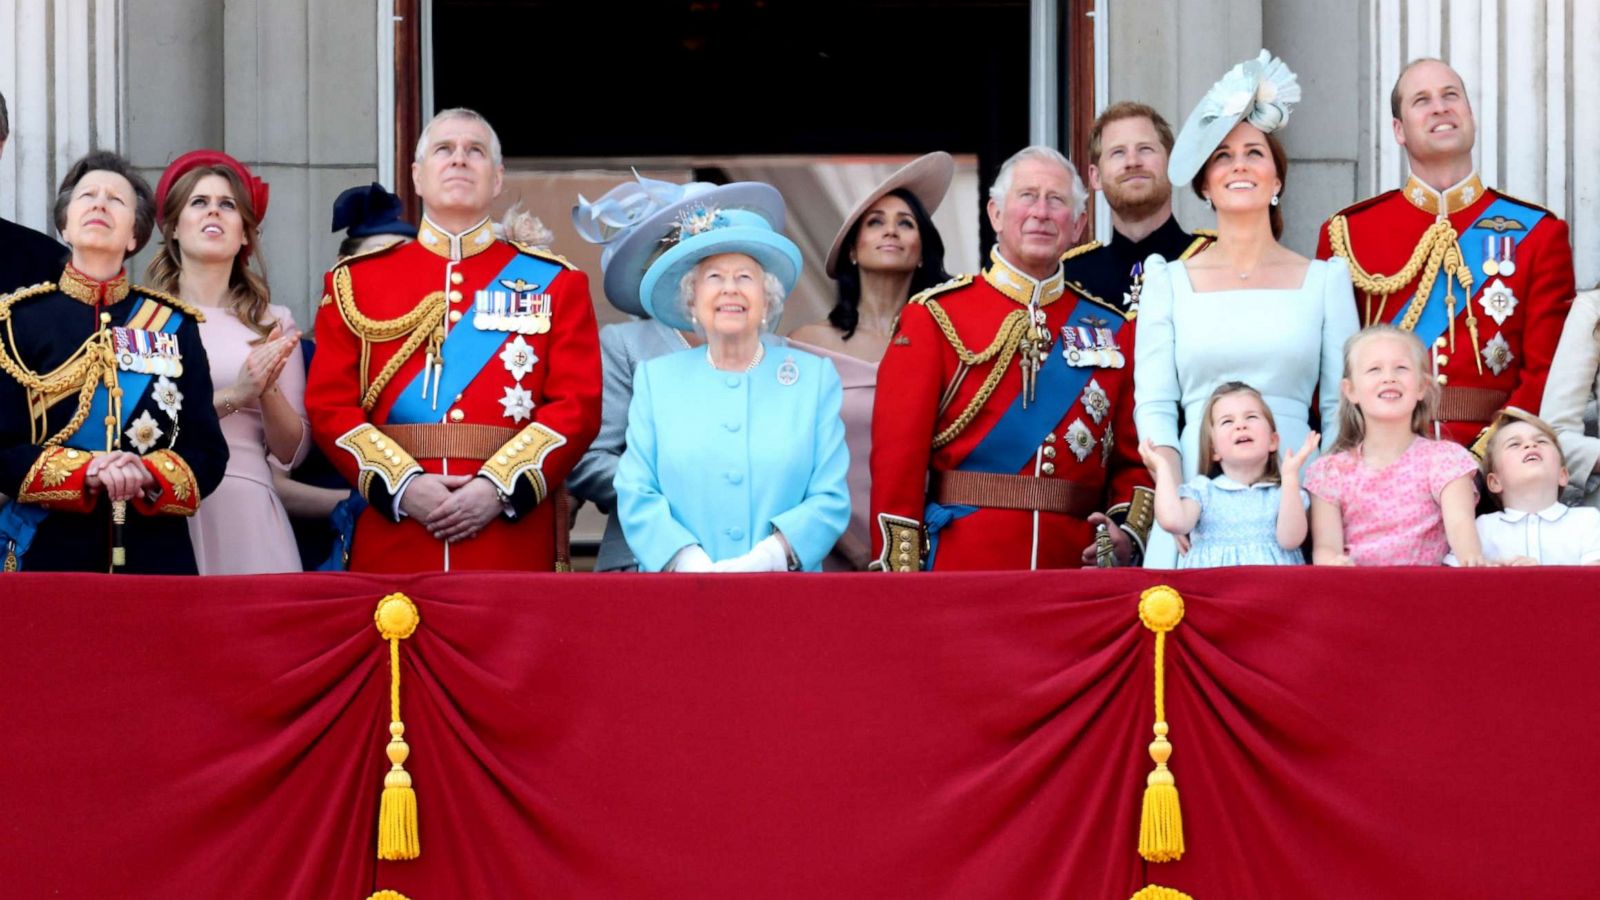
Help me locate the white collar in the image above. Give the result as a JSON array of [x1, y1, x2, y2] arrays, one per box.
[[1212, 474, 1275, 492], [1495, 502, 1571, 524]]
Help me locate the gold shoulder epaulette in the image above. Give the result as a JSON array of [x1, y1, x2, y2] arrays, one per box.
[[513, 242, 579, 271], [132, 285, 206, 322], [335, 237, 407, 269], [0, 281, 57, 320], [1060, 240, 1101, 262], [908, 274, 974, 306]]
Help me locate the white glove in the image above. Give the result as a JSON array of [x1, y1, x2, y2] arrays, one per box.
[[668, 544, 714, 573], [710, 535, 791, 573]]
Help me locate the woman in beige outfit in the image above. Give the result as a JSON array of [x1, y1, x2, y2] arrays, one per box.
[[1539, 289, 1600, 508]]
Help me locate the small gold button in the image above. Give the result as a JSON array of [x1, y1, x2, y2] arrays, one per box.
[[448, 290, 463, 302], [450, 271, 464, 285], [1042, 462, 1056, 475], [449, 409, 465, 422], [1435, 354, 1448, 367], [449, 310, 463, 323], [164, 461, 176, 472], [383, 449, 395, 460], [1044, 433, 1056, 444], [375, 439, 387, 450], [65, 450, 79, 459], [1043, 446, 1057, 459], [368, 433, 381, 444], [1436, 374, 1449, 386], [496, 455, 509, 465]]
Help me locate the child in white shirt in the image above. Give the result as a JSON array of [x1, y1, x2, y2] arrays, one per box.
[[1474, 411, 1600, 566]]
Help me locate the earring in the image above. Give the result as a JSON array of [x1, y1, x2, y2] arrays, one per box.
[[849, 255, 857, 266], [1204, 196, 1213, 210], [1271, 194, 1280, 207]]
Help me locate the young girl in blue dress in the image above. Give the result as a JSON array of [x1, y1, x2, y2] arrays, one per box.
[[1139, 381, 1317, 567]]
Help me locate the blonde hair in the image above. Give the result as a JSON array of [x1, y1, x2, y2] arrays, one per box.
[[1195, 381, 1283, 485], [146, 165, 276, 342], [1329, 325, 1439, 454], [1482, 410, 1568, 480]]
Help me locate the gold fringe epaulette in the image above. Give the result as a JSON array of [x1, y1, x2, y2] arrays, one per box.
[[907, 274, 973, 307], [335, 237, 408, 269], [0, 281, 57, 319], [1060, 239, 1101, 262], [512, 242, 579, 271], [131, 284, 207, 322]]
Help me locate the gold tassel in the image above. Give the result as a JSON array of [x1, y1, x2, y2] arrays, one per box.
[[1137, 585, 1186, 863], [1130, 885, 1194, 900], [374, 592, 421, 861], [367, 892, 413, 900]]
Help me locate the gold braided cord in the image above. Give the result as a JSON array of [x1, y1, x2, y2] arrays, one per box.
[[0, 284, 119, 448], [1327, 215, 1473, 328], [928, 304, 1031, 449], [330, 265, 448, 409]]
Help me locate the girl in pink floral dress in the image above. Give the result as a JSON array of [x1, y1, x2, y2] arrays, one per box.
[[1305, 325, 1484, 566]]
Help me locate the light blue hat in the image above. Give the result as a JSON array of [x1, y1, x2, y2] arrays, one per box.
[[1168, 49, 1301, 186], [637, 203, 802, 333], [574, 175, 786, 319]]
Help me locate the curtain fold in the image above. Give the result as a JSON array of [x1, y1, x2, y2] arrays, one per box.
[[3, 569, 1595, 899]]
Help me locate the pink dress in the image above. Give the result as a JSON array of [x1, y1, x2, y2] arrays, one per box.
[[1303, 436, 1478, 566], [787, 340, 876, 571], [186, 303, 310, 574]]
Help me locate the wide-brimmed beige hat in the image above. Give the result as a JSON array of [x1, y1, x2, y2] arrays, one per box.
[[824, 151, 955, 277]]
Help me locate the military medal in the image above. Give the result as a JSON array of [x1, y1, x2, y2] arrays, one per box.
[[499, 335, 538, 381], [1481, 332, 1513, 376], [1064, 418, 1096, 462], [1082, 377, 1110, 425], [777, 356, 800, 386], [124, 409, 164, 453], [1124, 261, 1144, 311], [1479, 278, 1518, 326], [153, 375, 183, 419], [499, 384, 535, 422]]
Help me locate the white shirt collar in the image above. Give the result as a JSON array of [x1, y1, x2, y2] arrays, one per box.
[[1212, 474, 1275, 492], [1495, 501, 1571, 524]]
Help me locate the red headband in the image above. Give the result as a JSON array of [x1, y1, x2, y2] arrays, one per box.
[[155, 149, 271, 227]]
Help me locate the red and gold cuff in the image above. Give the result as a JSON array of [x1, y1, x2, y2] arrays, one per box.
[[132, 449, 200, 516], [17, 447, 97, 512]]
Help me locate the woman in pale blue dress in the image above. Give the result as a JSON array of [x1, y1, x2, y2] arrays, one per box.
[[1133, 50, 1359, 567]]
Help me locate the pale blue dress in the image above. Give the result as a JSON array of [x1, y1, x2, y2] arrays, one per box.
[[1133, 254, 1358, 568], [1177, 475, 1308, 568], [616, 345, 850, 572]]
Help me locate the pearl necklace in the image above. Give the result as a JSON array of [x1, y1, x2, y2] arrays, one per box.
[[708, 342, 764, 372]]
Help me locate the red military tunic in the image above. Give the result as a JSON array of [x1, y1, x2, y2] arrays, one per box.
[[306, 216, 601, 572], [870, 250, 1153, 571], [1317, 172, 1574, 450]]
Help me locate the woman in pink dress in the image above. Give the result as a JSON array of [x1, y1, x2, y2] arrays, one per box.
[[147, 151, 308, 573], [789, 153, 954, 570]]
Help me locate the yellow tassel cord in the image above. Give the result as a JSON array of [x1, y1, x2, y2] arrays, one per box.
[[1137, 585, 1186, 863], [374, 592, 422, 861], [1130, 885, 1194, 900], [366, 892, 413, 900]]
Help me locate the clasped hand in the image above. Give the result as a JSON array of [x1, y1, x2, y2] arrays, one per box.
[[84, 451, 155, 502], [400, 473, 505, 543]]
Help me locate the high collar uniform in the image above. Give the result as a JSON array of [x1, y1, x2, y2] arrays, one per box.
[[0, 265, 227, 572], [869, 250, 1153, 570], [1318, 172, 1575, 451], [1060, 215, 1211, 313], [305, 216, 601, 573]]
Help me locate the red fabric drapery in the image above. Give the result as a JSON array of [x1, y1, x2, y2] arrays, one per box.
[[2, 569, 1595, 898]]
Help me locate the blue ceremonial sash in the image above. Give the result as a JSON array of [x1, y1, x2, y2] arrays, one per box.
[[386, 253, 562, 424], [921, 295, 1128, 568], [1393, 196, 1547, 348], [0, 296, 185, 569]]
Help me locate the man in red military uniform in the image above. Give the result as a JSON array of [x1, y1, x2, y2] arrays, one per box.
[[870, 146, 1153, 571], [306, 108, 600, 572], [1317, 58, 1574, 453]]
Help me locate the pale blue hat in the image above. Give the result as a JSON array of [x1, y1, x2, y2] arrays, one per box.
[[1168, 50, 1302, 186], [574, 175, 786, 318], [638, 203, 802, 333]]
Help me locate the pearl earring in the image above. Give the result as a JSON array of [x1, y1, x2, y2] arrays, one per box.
[[1271, 194, 1280, 207], [1204, 196, 1213, 210]]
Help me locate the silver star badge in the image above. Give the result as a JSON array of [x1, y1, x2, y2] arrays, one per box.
[[1082, 378, 1110, 425], [499, 335, 538, 381], [1065, 418, 1096, 463], [499, 384, 535, 423], [1478, 279, 1518, 327], [153, 375, 183, 419], [1481, 332, 1514, 376], [125, 409, 164, 453]]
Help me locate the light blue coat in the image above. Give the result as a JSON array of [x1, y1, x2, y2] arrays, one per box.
[[616, 345, 850, 571]]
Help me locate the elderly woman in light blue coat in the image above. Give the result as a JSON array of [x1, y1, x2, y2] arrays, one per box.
[[615, 188, 850, 572]]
